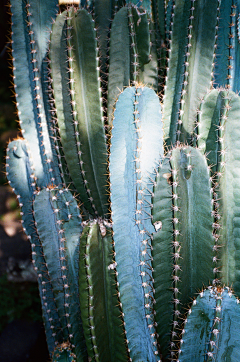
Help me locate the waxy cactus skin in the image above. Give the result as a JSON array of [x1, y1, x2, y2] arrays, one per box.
[[6, 0, 240, 361]]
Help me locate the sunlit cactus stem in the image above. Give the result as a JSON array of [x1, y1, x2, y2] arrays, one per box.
[[6, 0, 240, 361]]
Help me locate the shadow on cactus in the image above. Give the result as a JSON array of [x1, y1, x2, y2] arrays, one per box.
[[5, 0, 240, 361]]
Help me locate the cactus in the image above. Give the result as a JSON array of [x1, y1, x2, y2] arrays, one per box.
[[177, 287, 240, 362], [6, 0, 240, 361]]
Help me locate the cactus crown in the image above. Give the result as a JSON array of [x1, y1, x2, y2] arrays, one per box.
[[6, 0, 240, 361]]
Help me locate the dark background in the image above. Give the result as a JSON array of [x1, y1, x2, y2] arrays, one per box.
[[0, 1, 50, 361]]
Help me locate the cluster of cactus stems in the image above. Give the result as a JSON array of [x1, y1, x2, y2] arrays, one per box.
[[5, 0, 240, 360]]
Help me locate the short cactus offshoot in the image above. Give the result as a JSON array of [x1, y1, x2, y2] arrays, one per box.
[[6, 0, 240, 361]]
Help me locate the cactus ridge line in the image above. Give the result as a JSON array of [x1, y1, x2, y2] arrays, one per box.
[[134, 88, 158, 352], [66, 10, 99, 216], [226, 3, 237, 90], [178, 287, 240, 362], [180, 0, 219, 142], [10, 1, 45, 186], [8, 1, 240, 360], [176, 0, 196, 142], [79, 221, 128, 362], [110, 86, 157, 361], [47, 63, 71, 190], [83, 222, 101, 362], [12, 0, 61, 187], [107, 6, 131, 125], [161, 0, 191, 146], [6, 140, 63, 352], [152, 146, 216, 360], [128, 6, 139, 84], [215, 91, 240, 295], [152, 155, 174, 360], [34, 188, 88, 360], [214, 0, 240, 92], [49, 188, 86, 360]]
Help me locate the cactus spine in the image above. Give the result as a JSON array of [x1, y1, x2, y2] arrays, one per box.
[[6, 0, 240, 361]]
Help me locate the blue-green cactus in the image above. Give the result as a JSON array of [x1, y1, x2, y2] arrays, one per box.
[[6, 0, 240, 361], [177, 287, 240, 362], [109, 85, 163, 361]]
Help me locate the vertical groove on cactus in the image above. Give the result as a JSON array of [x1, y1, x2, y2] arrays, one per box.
[[110, 85, 163, 361], [49, 8, 108, 217], [49, 12, 75, 192], [79, 222, 128, 362], [177, 288, 216, 362], [107, 6, 152, 125], [78, 224, 95, 361], [128, 7, 139, 84], [7, 1, 240, 360], [227, 3, 236, 89], [67, 8, 108, 217], [178, 287, 240, 362], [10, 0, 60, 187], [223, 1, 237, 90], [170, 146, 215, 308], [107, 6, 130, 125], [162, 0, 191, 146], [197, 89, 224, 173], [66, 9, 98, 216], [228, 2, 240, 92], [134, 88, 160, 354], [47, 34, 72, 191], [205, 289, 222, 360], [210, 2, 220, 87], [81, 223, 102, 362], [152, 157, 174, 360], [176, 1, 196, 142], [214, 0, 240, 92], [93, 0, 114, 79], [179, 0, 219, 142], [165, 0, 174, 39], [48, 97, 71, 190], [151, 0, 165, 93], [34, 188, 87, 360], [215, 91, 240, 296], [6, 140, 63, 353], [102, 227, 129, 362], [170, 153, 181, 359], [138, 22, 159, 91]]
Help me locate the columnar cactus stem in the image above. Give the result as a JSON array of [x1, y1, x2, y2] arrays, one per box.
[[178, 287, 240, 362], [10, 0, 61, 187], [34, 188, 87, 360], [7, 1, 240, 361], [65, 9, 98, 216], [78, 221, 128, 361], [6, 140, 63, 353], [110, 85, 163, 361]]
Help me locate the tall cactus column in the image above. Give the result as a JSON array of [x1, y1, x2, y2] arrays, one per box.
[[110, 85, 163, 361]]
